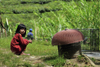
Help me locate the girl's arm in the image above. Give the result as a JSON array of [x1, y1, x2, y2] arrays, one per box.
[[18, 34, 29, 45]]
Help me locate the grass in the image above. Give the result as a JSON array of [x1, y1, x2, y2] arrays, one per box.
[[42, 55, 66, 67], [0, 37, 66, 67], [26, 40, 58, 56]]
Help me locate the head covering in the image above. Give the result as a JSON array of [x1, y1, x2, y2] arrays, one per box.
[[29, 28, 32, 32], [15, 24, 26, 37]]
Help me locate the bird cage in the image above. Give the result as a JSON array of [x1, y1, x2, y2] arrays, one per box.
[[52, 29, 84, 58], [77, 29, 99, 51]]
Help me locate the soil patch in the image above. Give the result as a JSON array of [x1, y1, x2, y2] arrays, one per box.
[[64, 55, 94, 67]]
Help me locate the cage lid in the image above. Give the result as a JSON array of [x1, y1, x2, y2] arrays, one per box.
[[52, 29, 84, 45]]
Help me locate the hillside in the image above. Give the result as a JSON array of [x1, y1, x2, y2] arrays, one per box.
[[0, 0, 100, 39]]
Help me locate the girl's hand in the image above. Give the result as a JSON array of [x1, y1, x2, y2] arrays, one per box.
[[28, 40, 32, 43]]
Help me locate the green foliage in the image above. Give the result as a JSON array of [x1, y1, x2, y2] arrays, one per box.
[[77, 55, 88, 64], [90, 58, 96, 62], [0, 0, 100, 41], [77, 55, 83, 62], [0, 0, 62, 14]]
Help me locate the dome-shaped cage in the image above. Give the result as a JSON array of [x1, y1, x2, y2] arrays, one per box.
[[52, 29, 84, 45]]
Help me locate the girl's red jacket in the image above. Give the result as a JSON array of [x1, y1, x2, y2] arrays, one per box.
[[10, 33, 29, 54]]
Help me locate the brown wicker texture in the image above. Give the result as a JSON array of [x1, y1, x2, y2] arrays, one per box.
[[52, 29, 84, 45]]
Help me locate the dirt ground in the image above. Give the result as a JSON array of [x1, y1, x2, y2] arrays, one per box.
[[64, 55, 94, 67], [22, 55, 96, 67], [15, 51, 100, 67]]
